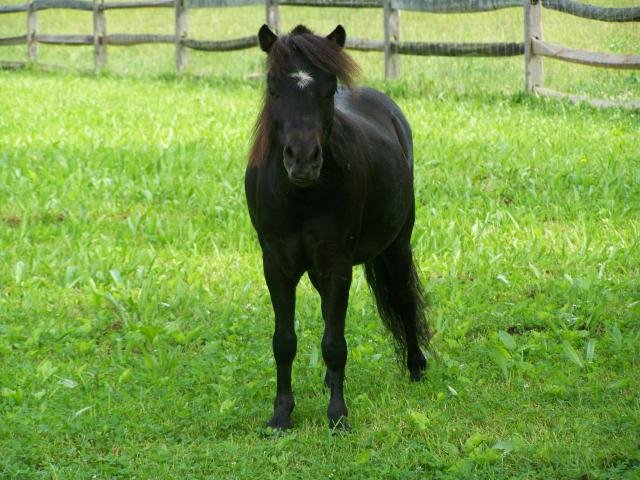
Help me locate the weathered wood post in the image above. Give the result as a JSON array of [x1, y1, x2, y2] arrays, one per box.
[[93, 0, 107, 70], [524, 0, 543, 93], [266, 0, 281, 34], [27, 0, 38, 63], [175, 0, 188, 72], [383, 0, 400, 79]]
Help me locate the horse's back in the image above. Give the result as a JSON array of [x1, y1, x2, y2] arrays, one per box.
[[335, 86, 413, 167], [333, 86, 416, 263]]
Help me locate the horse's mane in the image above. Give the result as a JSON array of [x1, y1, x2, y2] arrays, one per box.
[[248, 25, 360, 168]]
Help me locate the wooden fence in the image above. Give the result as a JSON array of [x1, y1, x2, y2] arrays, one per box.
[[525, 0, 640, 109], [1, 0, 639, 107]]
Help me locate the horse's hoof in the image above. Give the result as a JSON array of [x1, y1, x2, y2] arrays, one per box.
[[329, 416, 351, 432], [418, 354, 427, 371], [268, 416, 293, 431], [409, 352, 427, 381]]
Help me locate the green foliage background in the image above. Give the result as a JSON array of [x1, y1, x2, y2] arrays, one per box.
[[1, 2, 639, 478]]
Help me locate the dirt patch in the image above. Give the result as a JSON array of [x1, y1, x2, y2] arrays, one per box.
[[2, 216, 22, 227]]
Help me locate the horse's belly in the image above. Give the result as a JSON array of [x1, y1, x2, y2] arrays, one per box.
[[352, 203, 410, 264]]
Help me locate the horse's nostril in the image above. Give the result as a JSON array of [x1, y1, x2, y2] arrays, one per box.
[[284, 145, 294, 159], [312, 145, 321, 160]]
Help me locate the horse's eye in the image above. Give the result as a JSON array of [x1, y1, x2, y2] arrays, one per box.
[[268, 88, 278, 98], [326, 86, 337, 98]]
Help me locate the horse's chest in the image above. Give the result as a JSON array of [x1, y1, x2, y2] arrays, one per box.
[[303, 218, 355, 256], [262, 214, 355, 277], [297, 211, 351, 251]]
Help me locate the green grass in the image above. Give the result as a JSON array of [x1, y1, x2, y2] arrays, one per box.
[[1, 4, 640, 479]]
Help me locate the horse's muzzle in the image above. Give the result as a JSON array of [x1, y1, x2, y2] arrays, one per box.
[[283, 143, 323, 187], [289, 172, 320, 187]]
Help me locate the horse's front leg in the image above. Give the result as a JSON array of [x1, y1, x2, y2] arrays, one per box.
[[310, 264, 352, 430], [264, 251, 302, 430]]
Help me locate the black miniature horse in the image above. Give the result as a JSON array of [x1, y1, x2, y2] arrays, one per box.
[[245, 24, 430, 430]]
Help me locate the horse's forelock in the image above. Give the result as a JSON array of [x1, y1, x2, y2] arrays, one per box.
[[291, 33, 359, 87], [290, 24, 313, 36], [266, 28, 359, 87]]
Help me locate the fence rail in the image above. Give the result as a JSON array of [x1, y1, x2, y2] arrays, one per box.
[[104, 0, 172, 8], [533, 39, 640, 70], [3, 0, 639, 16], [279, 0, 380, 7], [524, 0, 639, 109], [37, 33, 93, 44], [394, 41, 524, 57], [541, 0, 640, 22], [0, 4, 29, 12], [1, 0, 638, 109], [184, 35, 258, 51], [392, 0, 522, 13], [107, 33, 175, 45], [36, 0, 93, 10], [0, 34, 28, 45]]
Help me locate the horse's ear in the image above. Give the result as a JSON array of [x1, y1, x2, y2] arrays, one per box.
[[258, 24, 278, 53], [326, 25, 346, 49]]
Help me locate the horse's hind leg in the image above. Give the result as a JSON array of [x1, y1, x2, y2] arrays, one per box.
[[366, 236, 429, 381], [386, 244, 428, 380]]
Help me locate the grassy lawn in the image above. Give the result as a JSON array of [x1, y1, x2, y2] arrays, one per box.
[[1, 3, 640, 479]]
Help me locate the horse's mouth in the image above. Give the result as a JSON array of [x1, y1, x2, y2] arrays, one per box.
[[289, 175, 318, 188]]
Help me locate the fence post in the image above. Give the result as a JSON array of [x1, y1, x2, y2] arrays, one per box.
[[383, 0, 400, 79], [266, 0, 281, 34], [93, 0, 107, 70], [524, 0, 543, 93], [27, 0, 38, 63], [175, 0, 188, 72]]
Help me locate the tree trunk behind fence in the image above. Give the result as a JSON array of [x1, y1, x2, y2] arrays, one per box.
[[27, 0, 37, 62], [175, 0, 188, 72], [384, 0, 400, 79], [525, 0, 543, 93], [94, 0, 107, 70]]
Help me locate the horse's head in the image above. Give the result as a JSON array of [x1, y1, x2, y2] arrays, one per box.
[[257, 24, 357, 187]]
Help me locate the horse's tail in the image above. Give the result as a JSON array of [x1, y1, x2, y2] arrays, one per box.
[[364, 252, 430, 365]]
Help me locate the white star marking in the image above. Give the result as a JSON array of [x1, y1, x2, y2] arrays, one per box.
[[290, 70, 314, 89]]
